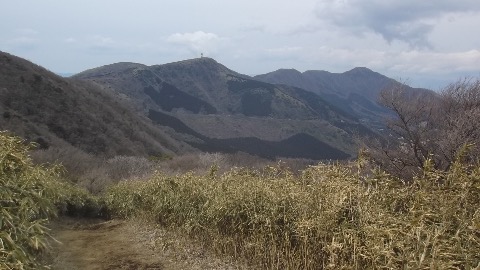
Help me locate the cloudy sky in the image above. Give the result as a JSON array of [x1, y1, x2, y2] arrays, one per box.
[[1, 0, 479, 89]]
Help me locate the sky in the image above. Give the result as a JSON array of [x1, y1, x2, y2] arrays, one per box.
[[1, 0, 480, 89]]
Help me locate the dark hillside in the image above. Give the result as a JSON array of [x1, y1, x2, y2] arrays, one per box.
[[0, 51, 189, 156], [144, 82, 217, 114], [148, 109, 350, 159]]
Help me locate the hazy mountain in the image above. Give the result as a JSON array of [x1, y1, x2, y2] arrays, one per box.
[[0, 51, 190, 157], [74, 58, 373, 159], [255, 67, 430, 130]]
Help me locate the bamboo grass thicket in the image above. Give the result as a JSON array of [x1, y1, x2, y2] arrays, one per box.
[[106, 159, 480, 269], [0, 132, 99, 269]]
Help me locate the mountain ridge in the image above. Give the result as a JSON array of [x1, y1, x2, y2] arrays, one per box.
[[254, 66, 417, 129]]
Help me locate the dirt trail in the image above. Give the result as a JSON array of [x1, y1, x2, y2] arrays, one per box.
[[48, 218, 243, 270]]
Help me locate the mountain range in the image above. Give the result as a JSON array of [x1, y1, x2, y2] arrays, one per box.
[[256, 67, 415, 130], [0, 51, 429, 160]]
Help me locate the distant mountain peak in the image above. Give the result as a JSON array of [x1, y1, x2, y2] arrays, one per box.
[[254, 65, 406, 129], [277, 68, 301, 73], [253, 68, 304, 84], [154, 57, 235, 75], [161, 57, 219, 67], [74, 62, 146, 78], [344, 67, 374, 75]]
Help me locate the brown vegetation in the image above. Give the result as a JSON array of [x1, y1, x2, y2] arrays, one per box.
[[31, 146, 314, 194]]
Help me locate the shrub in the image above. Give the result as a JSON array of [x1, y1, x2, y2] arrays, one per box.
[[105, 155, 154, 181], [31, 148, 155, 194]]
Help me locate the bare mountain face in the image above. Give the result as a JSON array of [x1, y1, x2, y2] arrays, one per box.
[[254, 67, 430, 130], [75, 58, 376, 159], [0, 51, 189, 157]]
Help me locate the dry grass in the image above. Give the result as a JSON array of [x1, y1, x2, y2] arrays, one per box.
[[105, 155, 480, 269]]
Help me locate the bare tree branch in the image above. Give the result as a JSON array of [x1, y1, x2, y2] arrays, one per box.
[[363, 78, 480, 180]]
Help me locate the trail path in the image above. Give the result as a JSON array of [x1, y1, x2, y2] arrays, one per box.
[[48, 218, 243, 270]]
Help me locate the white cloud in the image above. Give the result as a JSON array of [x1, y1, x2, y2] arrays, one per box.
[[15, 28, 39, 36], [260, 46, 305, 62], [390, 50, 480, 74], [6, 36, 39, 50], [91, 35, 115, 46], [64, 37, 76, 43], [8, 36, 37, 45], [167, 31, 224, 55], [87, 35, 116, 51], [2, 28, 40, 50], [266, 46, 303, 55], [240, 23, 267, 33]]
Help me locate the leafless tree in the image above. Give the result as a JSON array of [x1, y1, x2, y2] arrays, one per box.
[[436, 78, 480, 165], [363, 78, 480, 179]]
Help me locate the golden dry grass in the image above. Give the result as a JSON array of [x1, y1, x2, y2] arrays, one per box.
[[105, 158, 480, 269]]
